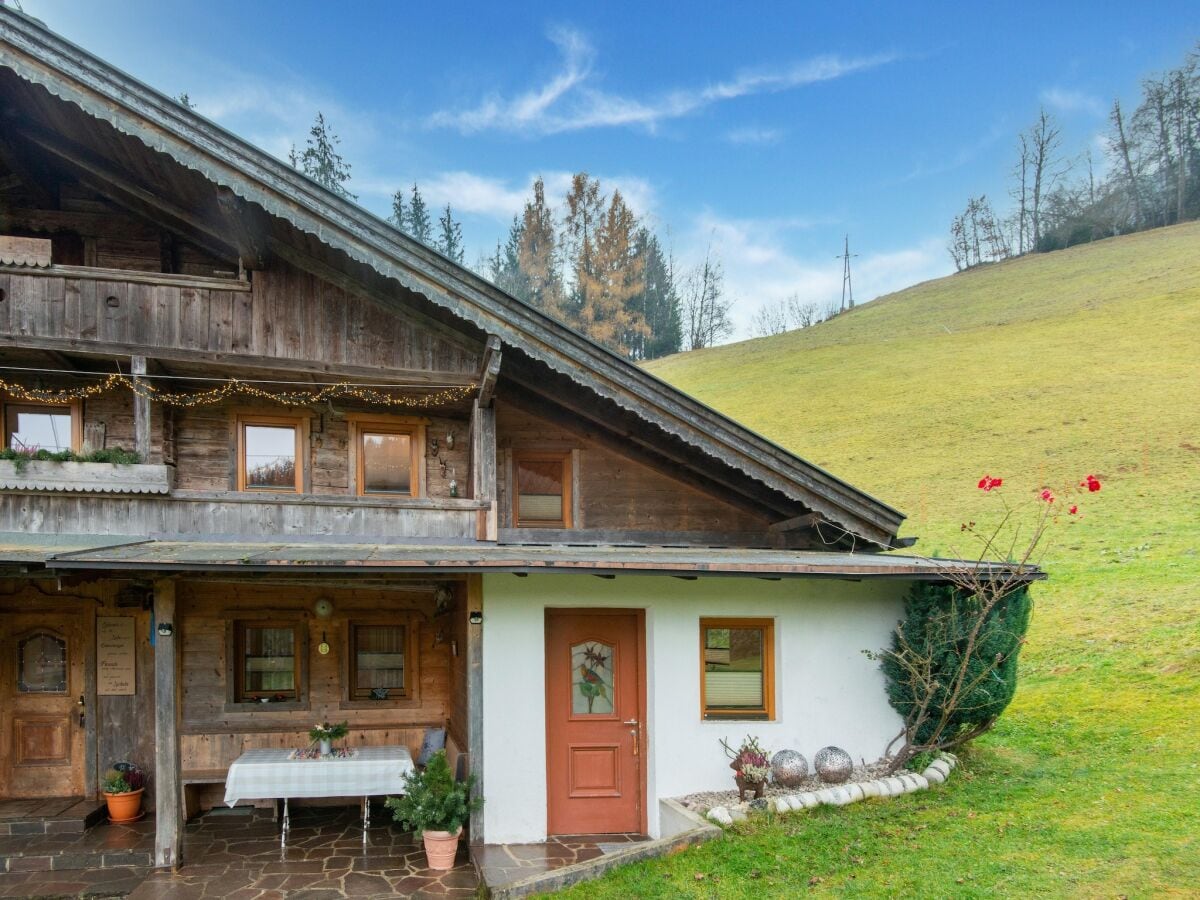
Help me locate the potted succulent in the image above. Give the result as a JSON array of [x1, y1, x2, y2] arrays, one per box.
[[721, 735, 770, 799], [101, 764, 144, 823], [309, 721, 349, 756], [386, 750, 482, 870]]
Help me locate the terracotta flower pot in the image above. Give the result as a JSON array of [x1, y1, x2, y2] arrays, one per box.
[[103, 788, 143, 823], [422, 827, 462, 870]]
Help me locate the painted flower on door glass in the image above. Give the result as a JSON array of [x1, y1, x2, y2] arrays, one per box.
[[571, 641, 614, 715]]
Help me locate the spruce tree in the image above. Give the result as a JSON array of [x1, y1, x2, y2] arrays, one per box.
[[436, 204, 464, 264], [296, 112, 356, 200], [406, 184, 432, 244], [389, 189, 408, 233], [573, 190, 647, 357], [490, 216, 530, 301], [562, 173, 604, 324], [633, 229, 682, 359]]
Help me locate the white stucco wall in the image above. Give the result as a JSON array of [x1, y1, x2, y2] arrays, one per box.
[[480, 573, 908, 844]]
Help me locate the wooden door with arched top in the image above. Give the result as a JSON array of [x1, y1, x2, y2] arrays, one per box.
[[0, 615, 86, 798], [545, 609, 645, 835]]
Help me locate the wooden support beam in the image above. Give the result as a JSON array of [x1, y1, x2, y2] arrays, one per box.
[[465, 574, 484, 844], [131, 355, 151, 462], [470, 400, 497, 541], [153, 578, 182, 868], [477, 335, 501, 408], [769, 512, 821, 533]]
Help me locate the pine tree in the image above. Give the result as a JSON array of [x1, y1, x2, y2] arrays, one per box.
[[436, 204, 464, 264], [406, 185, 432, 244], [177, 93, 196, 110], [574, 190, 647, 357], [389, 189, 408, 233], [632, 229, 682, 359], [516, 177, 566, 319], [296, 112, 356, 200]]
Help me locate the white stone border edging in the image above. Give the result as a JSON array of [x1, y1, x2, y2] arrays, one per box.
[[706, 753, 958, 826]]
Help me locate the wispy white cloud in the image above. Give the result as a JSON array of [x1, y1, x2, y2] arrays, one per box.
[[430, 27, 898, 135], [724, 126, 785, 146], [1040, 87, 1106, 117], [681, 211, 949, 339]]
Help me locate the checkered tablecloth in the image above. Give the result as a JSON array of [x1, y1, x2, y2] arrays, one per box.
[[223, 746, 414, 806]]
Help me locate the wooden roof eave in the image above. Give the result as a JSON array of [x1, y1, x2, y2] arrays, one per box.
[[0, 8, 905, 547]]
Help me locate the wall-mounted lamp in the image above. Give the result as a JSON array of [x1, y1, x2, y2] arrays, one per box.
[[156, 622, 174, 637], [468, 611, 483, 626]]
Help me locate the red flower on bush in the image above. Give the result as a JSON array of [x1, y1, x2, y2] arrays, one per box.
[[1082, 474, 1102, 493], [1040, 489, 1055, 503], [977, 475, 1003, 492], [1068, 504, 1078, 515]]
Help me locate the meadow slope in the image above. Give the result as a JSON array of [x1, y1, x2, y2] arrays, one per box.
[[564, 222, 1200, 897]]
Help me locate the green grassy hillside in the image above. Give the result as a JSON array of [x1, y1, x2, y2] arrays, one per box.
[[568, 222, 1200, 897]]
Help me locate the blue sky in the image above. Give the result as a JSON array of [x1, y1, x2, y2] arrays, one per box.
[[18, 1, 1198, 338]]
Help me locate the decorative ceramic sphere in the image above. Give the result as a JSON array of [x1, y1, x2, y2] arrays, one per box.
[[770, 749, 809, 788], [814, 746, 853, 784]]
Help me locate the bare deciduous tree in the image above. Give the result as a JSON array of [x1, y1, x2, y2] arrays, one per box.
[[680, 246, 733, 350]]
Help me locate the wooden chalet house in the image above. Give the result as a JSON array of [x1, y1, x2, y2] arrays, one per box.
[[0, 8, 991, 867]]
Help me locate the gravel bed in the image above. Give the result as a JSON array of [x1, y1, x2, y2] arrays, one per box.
[[674, 760, 893, 813]]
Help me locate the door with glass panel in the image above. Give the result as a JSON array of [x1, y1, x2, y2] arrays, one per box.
[[0, 613, 87, 798]]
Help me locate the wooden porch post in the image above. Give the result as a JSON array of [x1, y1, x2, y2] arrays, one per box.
[[153, 578, 182, 868], [131, 356, 151, 462], [466, 574, 485, 844], [470, 401, 497, 542]]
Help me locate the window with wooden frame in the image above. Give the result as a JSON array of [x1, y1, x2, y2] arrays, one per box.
[[236, 414, 304, 492], [700, 618, 775, 720], [231, 621, 304, 705], [349, 417, 424, 498], [513, 451, 572, 528], [345, 621, 419, 703], [4, 401, 81, 453]]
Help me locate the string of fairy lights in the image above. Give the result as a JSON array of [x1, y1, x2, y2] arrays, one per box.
[[0, 368, 477, 409]]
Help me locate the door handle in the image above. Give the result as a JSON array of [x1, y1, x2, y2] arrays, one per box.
[[622, 719, 639, 726], [78, 694, 85, 728]]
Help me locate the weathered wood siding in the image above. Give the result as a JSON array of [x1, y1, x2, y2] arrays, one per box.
[[0, 262, 480, 375], [496, 402, 770, 534], [177, 579, 461, 809]]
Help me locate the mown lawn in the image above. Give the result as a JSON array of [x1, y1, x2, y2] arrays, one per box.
[[557, 223, 1200, 897]]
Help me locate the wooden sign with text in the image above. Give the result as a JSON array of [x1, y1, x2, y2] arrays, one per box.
[[97, 616, 136, 696]]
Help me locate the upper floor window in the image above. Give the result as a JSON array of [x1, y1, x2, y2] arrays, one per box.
[[5, 402, 80, 453], [514, 451, 572, 528], [237, 414, 304, 492], [700, 617, 775, 721], [351, 419, 423, 497]]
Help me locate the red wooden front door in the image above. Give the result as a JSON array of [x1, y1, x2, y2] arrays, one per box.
[[545, 609, 644, 835]]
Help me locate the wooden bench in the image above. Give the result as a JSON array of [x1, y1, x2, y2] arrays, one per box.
[[182, 768, 228, 821]]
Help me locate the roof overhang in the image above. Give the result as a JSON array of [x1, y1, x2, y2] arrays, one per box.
[[0, 535, 1043, 583], [0, 8, 907, 548]]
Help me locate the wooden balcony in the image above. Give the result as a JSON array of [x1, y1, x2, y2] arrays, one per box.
[[0, 488, 488, 540]]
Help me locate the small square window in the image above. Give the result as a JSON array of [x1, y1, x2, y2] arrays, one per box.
[[348, 623, 410, 700], [514, 452, 571, 527], [700, 618, 774, 720], [234, 623, 300, 703], [237, 415, 303, 492], [5, 402, 79, 453]]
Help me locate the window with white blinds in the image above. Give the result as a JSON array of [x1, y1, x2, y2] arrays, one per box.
[[700, 618, 774, 720]]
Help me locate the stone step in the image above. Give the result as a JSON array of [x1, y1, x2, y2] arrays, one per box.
[[0, 820, 154, 875], [0, 798, 107, 836]]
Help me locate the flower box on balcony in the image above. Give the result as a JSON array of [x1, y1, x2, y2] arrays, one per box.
[[0, 460, 173, 495]]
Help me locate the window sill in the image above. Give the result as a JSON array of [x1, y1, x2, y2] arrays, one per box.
[[224, 700, 309, 714], [338, 697, 422, 711]]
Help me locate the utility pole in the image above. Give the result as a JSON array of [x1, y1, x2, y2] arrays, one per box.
[[837, 235, 858, 311]]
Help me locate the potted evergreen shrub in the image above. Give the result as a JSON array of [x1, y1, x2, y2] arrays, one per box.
[[101, 765, 144, 823], [386, 750, 481, 870]]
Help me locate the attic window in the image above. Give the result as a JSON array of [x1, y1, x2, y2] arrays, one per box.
[[514, 451, 572, 528]]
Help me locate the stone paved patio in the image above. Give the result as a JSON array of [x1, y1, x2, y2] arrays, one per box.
[[0, 806, 479, 899], [473, 833, 648, 895]]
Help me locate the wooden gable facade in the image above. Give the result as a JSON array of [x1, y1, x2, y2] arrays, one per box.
[[0, 6, 947, 865]]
